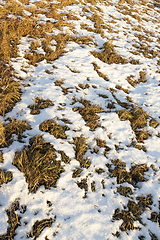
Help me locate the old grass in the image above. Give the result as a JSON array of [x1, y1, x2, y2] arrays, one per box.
[[73, 99, 105, 131], [0, 199, 22, 240], [0, 118, 31, 148], [74, 136, 91, 168], [91, 41, 128, 64], [39, 119, 70, 139], [117, 107, 158, 143], [28, 218, 56, 240], [0, 63, 22, 116], [112, 194, 157, 238], [106, 159, 149, 186], [28, 96, 54, 115], [13, 136, 65, 193]]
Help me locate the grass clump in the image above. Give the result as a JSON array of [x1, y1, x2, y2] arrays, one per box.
[[73, 99, 105, 130], [39, 119, 69, 139], [0, 199, 21, 240], [149, 118, 159, 128], [134, 144, 147, 152], [59, 151, 71, 164], [117, 186, 133, 197], [0, 118, 31, 148], [95, 168, 105, 174], [0, 151, 3, 163], [0, 169, 13, 186], [72, 168, 83, 178], [115, 85, 129, 94], [13, 136, 64, 193], [28, 97, 54, 115], [77, 177, 88, 198], [91, 41, 128, 64], [74, 136, 91, 168], [24, 51, 44, 66], [112, 194, 155, 236], [106, 159, 149, 186], [91, 181, 96, 192], [92, 62, 109, 81], [28, 218, 55, 240], [0, 63, 22, 117], [127, 71, 147, 87], [117, 107, 151, 143]]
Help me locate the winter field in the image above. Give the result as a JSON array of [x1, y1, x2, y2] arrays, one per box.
[[0, 0, 160, 239]]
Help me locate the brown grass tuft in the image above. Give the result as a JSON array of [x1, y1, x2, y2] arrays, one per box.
[[28, 97, 54, 115], [91, 41, 128, 64], [117, 107, 150, 143], [73, 99, 105, 130], [0, 118, 31, 148], [106, 159, 149, 186], [13, 136, 65, 193], [0, 199, 22, 239], [39, 119, 69, 139], [74, 136, 91, 168], [28, 218, 56, 240]]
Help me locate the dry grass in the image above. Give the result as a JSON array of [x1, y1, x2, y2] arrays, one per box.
[[91, 41, 128, 64], [106, 159, 149, 186], [127, 73, 148, 87], [28, 97, 54, 115], [0, 151, 3, 163], [77, 177, 88, 198], [117, 107, 152, 143], [112, 194, 155, 237], [13, 136, 65, 193], [73, 99, 105, 130], [0, 118, 31, 148], [74, 136, 91, 168], [92, 62, 109, 81], [28, 218, 55, 240], [117, 185, 133, 197], [0, 63, 22, 116], [72, 168, 83, 178], [0, 169, 13, 186], [39, 119, 70, 139], [0, 199, 22, 240], [59, 150, 71, 164]]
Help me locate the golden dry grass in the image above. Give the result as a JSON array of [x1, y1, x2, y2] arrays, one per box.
[[13, 136, 65, 193]]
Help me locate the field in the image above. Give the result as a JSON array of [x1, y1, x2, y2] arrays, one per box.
[[0, 0, 160, 239]]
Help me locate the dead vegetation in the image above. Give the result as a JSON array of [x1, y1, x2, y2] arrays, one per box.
[[59, 150, 71, 164], [39, 119, 70, 139], [106, 159, 149, 186], [91, 41, 128, 64], [92, 62, 109, 81], [127, 71, 147, 87], [117, 107, 153, 143], [0, 151, 3, 163], [112, 194, 157, 238], [73, 99, 105, 130], [72, 168, 83, 178], [0, 63, 22, 116], [117, 185, 133, 197], [0, 0, 160, 238], [0, 199, 22, 240], [0, 118, 31, 148], [28, 97, 54, 115], [27, 218, 56, 240], [74, 136, 91, 168], [77, 177, 88, 198], [0, 169, 13, 186], [13, 136, 65, 193]]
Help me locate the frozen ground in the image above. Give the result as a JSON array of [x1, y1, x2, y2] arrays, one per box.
[[0, 0, 160, 239]]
